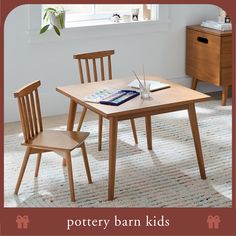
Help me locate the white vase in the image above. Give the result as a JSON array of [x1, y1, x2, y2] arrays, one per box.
[[49, 11, 65, 29]]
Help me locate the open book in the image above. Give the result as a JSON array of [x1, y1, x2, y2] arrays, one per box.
[[128, 80, 170, 92], [83, 88, 139, 105]]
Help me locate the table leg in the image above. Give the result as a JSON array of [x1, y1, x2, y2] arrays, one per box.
[[108, 116, 118, 201], [67, 99, 77, 131], [145, 115, 152, 150], [188, 104, 206, 179], [63, 99, 77, 166], [98, 115, 103, 151], [222, 86, 229, 106]]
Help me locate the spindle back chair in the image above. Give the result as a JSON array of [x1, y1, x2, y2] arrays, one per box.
[[14, 80, 92, 202], [73, 50, 138, 150]]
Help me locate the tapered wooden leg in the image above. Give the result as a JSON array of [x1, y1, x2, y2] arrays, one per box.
[[63, 158, 67, 167], [98, 115, 103, 151], [64, 99, 77, 166], [222, 86, 229, 106], [34, 153, 42, 177], [67, 99, 77, 131], [77, 107, 87, 131], [108, 117, 118, 201], [145, 115, 152, 150], [130, 119, 138, 144], [65, 151, 75, 202], [81, 143, 92, 184], [15, 147, 31, 194], [191, 78, 198, 90], [188, 104, 206, 179]]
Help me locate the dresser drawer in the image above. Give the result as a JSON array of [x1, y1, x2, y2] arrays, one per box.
[[187, 29, 220, 64], [186, 29, 221, 85]]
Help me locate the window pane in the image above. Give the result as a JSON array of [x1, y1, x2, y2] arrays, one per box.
[[95, 4, 143, 14], [42, 4, 94, 16]]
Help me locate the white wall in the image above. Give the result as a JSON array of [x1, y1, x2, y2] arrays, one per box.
[[4, 4, 219, 123]]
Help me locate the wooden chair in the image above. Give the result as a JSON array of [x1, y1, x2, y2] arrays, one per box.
[[14, 80, 92, 202], [73, 50, 138, 151]]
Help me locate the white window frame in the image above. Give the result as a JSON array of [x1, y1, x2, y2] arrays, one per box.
[[27, 4, 170, 43], [41, 4, 156, 25]]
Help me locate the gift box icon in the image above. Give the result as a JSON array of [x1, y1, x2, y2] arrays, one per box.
[[16, 215, 29, 229], [207, 215, 220, 229]]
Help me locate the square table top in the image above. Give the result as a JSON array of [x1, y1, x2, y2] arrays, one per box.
[[56, 75, 210, 118]]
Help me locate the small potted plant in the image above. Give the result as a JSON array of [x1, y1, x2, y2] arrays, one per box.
[[40, 7, 65, 36]]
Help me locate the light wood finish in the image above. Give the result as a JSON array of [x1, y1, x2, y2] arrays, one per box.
[[77, 107, 87, 131], [145, 115, 152, 150], [73, 50, 114, 84], [222, 86, 229, 106], [191, 77, 198, 90], [67, 99, 77, 131], [188, 104, 206, 179], [57, 75, 210, 200], [130, 119, 138, 145], [15, 147, 31, 194], [98, 115, 103, 151], [34, 153, 42, 177], [186, 25, 232, 106], [73, 50, 138, 150], [14, 81, 92, 202], [57, 76, 210, 119], [81, 143, 92, 184], [65, 151, 75, 202], [63, 99, 78, 166], [108, 117, 118, 201], [23, 130, 89, 151]]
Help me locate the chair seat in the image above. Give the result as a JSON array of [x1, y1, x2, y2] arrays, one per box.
[[22, 130, 89, 151]]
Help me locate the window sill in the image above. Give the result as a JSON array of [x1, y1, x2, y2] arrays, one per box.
[[66, 18, 153, 28], [27, 19, 170, 43]]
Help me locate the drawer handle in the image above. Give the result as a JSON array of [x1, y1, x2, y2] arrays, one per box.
[[197, 36, 208, 44]]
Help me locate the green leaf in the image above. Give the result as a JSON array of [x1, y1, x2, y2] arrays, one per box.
[[59, 14, 64, 28], [46, 8, 57, 12], [43, 11, 47, 20], [53, 25, 61, 36], [40, 24, 50, 34]]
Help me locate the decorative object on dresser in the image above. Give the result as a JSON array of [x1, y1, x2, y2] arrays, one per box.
[[186, 25, 232, 106]]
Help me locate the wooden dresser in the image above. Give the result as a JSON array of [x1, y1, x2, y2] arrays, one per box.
[[186, 25, 232, 106]]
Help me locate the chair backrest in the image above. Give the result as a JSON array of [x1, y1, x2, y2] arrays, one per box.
[[73, 50, 115, 84], [14, 80, 43, 143]]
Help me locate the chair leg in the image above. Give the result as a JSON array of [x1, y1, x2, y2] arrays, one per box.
[[34, 153, 42, 177], [15, 147, 31, 195], [77, 107, 87, 131], [98, 115, 103, 151], [65, 151, 75, 202], [81, 143, 92, 184], [130, 119, 138, 144]]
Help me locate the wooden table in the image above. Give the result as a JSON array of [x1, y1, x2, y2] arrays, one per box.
[[56, 75, 210, 201]]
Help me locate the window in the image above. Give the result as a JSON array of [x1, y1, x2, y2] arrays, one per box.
[[41, 4, 158, 28]]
